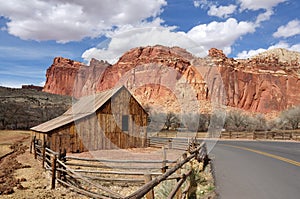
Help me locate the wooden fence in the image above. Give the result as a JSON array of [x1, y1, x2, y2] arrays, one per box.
[[147, 131, 300, 141], [147, 137, 199, 150], [219, 131, 300, 141], [32, 136, 208, 199]]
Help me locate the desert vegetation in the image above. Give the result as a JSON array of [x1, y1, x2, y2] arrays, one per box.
[[148, 105, 300, 133], [0, 87, 72, 130]]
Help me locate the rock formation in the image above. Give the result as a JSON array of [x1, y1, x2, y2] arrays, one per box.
[[42, 46, 300, 114]]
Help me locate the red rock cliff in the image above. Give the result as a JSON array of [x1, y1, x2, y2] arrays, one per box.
[[43, 46, 300, 113]]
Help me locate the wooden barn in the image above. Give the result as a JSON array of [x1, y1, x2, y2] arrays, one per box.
[[31, 86, 148, 153]]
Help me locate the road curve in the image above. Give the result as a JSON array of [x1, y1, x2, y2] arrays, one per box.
[[209, 140, 300, 199]]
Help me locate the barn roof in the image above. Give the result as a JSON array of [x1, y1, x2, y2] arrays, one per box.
[[31, 85, 131, 133]]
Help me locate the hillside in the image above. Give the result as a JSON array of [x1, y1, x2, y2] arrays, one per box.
[[0, 87, 72, 130], [42, 46, 300, 114]]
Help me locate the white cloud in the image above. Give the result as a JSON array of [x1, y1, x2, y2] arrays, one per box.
[[236, 48, 267, 59], [236, 41, 300, 59], [193, 0, 209, 9], [0, 0, 167, 43], [193, 1, 201, 8], [207, 5, 237, 18], [238, 0, 286, 11], [255, 9, 274, 25], [237, 0, 286, 26], [273, 19, 300, 38], [82, 26, 205, 64], [0, 82, 23, 88], [186, 18, 255, 54], [82, 18, 256, 63]]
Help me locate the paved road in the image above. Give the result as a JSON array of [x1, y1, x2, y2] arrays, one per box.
[[209, 140, 300, 199]]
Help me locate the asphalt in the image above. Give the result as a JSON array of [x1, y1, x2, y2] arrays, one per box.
[[209, 140, 300, 199]]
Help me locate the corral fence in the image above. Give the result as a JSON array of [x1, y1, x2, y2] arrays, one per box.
[[149, 130, 300, 141], [31, 136, 208, 199]]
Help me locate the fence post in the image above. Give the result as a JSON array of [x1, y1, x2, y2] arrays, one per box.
[[42, 141, 46, 168], [57, 149, 61, 180], [265, 132, 268, 139], [168, 140, 172, 149], [51, 154, 57, 189], [176, 159, 182, 199], [33, 137, 37, 159], [162, 146, 167, 173], [144, 174, 154, 199], [62, 149, 67, 181], [30, 135, 35, 153]]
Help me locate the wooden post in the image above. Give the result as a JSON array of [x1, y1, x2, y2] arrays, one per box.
[[229, 132, 232, 139], [62, 149, 67, 181], [144, 174, 154, 199], [175, 159, 182, 199], [162, 146, 167, 173], [253, 132, 256, 140], [168, 170, 192, 199], [42, 142, 46, 168], [168, 140, 172, 149], [57, 149, 61, 180], [33, 137, 37, 159], [143, 126, 147, 147], [30, 135, 35, 153], [51, 154, 57, 189]]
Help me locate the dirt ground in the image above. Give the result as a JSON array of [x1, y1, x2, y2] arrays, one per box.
[[0, 131, 87, 199], [0, 131, 215, 198]]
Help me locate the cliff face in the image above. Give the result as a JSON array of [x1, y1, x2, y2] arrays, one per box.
[[208, 48, 300, 113], [43, 46, 300, 113], [43, 57, 84, 96]]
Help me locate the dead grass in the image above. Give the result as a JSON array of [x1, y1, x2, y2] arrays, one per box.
[[0, 131, 30, 158]]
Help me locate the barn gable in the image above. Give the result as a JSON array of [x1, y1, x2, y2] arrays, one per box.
[[31, 86, 148, 152]]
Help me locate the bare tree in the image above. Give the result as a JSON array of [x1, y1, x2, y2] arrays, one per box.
[[225, 110, 248, 131], [244, 114, 267, 132], [279, 106, 300, 129], [164, 112, 180, 130]]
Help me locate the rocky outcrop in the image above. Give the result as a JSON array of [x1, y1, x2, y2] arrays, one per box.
[[43, 57, 84, 96], [42, 46, 300, 113]]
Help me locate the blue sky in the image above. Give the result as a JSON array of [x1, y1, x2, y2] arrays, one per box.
[[0, 0, 300, 88]]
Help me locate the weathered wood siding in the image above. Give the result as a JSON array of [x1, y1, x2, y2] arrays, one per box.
[[36, 87, 148, 153]]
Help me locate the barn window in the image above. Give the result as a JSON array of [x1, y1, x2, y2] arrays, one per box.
[[122, 115, 129, 131]]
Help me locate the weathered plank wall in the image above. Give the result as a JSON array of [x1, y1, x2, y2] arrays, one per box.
[[34, 87, 148, 152]]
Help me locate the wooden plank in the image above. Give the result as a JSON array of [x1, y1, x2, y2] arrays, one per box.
[[162, 146, 167, 173], [144, 174, 154, 199], [51, 154, 57, 189], [65, 162, 161, 170], [83, 175, 144, 183], [66, 156, 165, 164], [124, 152, 197, 199], [167, 170, 192, 199], [71, 170, 161, 176], [56, 159, 122, 198], [56, 179, 111, 199]]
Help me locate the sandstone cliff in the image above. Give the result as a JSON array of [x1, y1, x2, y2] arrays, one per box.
[[42, 46, 300, 114]]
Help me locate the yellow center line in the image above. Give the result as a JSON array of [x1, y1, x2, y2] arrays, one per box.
[[221, 144, 300, 167]]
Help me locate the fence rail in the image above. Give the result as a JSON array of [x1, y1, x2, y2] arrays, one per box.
[[31, 136, 208, 199], [148, 131, 300, 141], [219, 131, 300, 141]]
